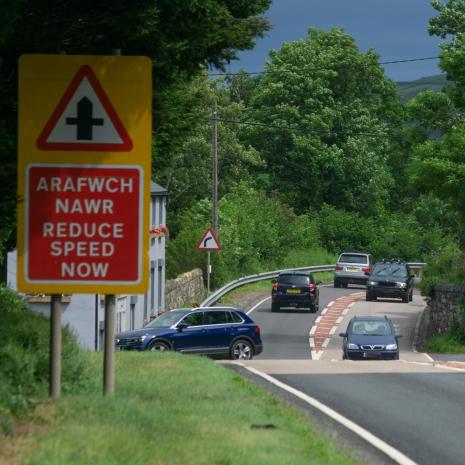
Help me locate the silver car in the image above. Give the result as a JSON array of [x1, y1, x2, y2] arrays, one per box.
[[334, 251, 373, 288]]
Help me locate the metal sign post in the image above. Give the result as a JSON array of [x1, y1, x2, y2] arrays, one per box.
[[49, 294, 61, 399]]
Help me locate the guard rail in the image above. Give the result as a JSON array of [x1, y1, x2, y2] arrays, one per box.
[[200, 262, 426, 307]]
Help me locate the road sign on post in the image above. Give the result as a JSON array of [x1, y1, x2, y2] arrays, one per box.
[[17, 55, 152, 295], [195, 228, 222, 294], [195, 228, 222, 251]]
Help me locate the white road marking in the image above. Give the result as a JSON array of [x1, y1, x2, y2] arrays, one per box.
[[237, 364, 419, 465], [247, 296, 271, 315], [329, 326, 337, 335], [321, 308, 328, 315], [327, 301, 334, 307]]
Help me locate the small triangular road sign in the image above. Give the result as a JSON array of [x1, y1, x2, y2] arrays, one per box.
[[195, 228, 222, 251], [36, 65, 133, 151]]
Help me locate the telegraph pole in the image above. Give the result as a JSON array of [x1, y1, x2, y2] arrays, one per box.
[[211, 100, 218, 234], [208, 100, 218, 294]]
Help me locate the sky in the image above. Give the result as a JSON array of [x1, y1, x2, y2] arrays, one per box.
[[225, 0, 443, 82]]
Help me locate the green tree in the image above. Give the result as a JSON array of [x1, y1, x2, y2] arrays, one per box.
[[0, 0, 271, 261], [245, 28, 403, 215]]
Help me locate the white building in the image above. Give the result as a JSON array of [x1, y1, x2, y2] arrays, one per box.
[[7, 181, 169, 350]]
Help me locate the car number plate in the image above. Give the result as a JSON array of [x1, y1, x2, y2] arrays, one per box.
[[363, 352, 381, 359], [347, 267, 359, 272], [287, 289, 301, 294]]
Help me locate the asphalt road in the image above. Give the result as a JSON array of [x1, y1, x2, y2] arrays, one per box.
[[237, 284, 465, 465]]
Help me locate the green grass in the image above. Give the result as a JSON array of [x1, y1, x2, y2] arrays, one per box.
[[424, 335, 465, 354], [11, 352, 365, 465]]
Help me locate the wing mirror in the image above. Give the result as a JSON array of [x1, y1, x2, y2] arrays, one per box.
[[177, 322, 189, 332], [339, 332, 347, 337]]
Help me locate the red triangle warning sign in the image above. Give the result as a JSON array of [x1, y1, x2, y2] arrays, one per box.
[[36, 65, 133, 152], [195, 228, 222, 251]]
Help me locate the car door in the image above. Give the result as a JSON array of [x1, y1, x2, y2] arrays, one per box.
[[201, 310, 233, 354], [170, 311, 207, 353]]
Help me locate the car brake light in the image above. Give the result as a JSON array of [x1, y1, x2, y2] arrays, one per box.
[[335, 265, 343, 271], [255, 326, 261, 334], [309, 283, 315, 291], [273, 281, 278, 291], [362, 267, 371, 273]]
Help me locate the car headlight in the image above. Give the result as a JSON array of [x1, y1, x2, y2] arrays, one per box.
[[368, 281, 377, 286], [385, 343, 398, 350], [347, 343, 359, 350], [396, 282, 407, 288], [137, 335, 147, 343]]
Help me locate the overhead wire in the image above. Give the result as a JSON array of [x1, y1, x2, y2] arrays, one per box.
[[210, 56, 440, 77]]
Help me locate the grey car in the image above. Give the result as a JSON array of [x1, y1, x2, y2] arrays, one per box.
[[334, 251, 373, 288]]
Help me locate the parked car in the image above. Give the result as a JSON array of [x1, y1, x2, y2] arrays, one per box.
[[366, 259, 414, 303], [339, 316, 400, 360], [271, 271, 319, 312], [115, 307, 263, 360], [334, 251, 373, 288]]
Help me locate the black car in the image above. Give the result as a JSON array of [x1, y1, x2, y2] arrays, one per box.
[[366, 260, 414, 303], [271, 271, 319, 312], [339, 316, 401, 360]]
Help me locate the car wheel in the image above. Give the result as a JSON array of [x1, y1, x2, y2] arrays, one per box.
[[366, 293, 372, 301], [394, 352, 400, 360], [311, 303, 319, 313], [342, 352, 347, 360], [409, 291, 413, 302], [271, 303, 279, 312], [230, 340, 253, 360], [334, 280, 340, 288], [149, 340, 170, 352], [402, 294, 409, 303]]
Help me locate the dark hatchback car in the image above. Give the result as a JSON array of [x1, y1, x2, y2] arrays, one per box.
[[115, 307, 262, 360], [339, 316, 400, 360], [271, 271, 319, 313], [366, 260, 414, 303]]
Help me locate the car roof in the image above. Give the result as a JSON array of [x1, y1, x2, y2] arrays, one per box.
[[340, 250, 371, 255], [351, 316, 392, 322], [278, 271, 311, 276], [170, 306, 243, 313]]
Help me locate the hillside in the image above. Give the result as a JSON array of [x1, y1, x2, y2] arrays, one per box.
[[396, 74, 450, 101]]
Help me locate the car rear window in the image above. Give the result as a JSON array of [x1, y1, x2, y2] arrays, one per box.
[[339, 254, 368, 264], [230, 312, 243, 323], [278, 274, 310, 286]]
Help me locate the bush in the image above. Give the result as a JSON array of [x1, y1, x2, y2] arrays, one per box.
[[420, 243, 465, 296], [166, 185, 325, 287], [316, 204, 449, 262], [0, 287, 94, 416]]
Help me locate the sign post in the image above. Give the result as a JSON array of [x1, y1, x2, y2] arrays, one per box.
[[195, 228, 222, 295], [18, 55, 152, 396]]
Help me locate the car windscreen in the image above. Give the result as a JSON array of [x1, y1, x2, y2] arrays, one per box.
[[351, 321, 392, 336], [339, 254, 368, 264], [372, 264, 408, 278], [144, 310, 190, 328], [278, 275, 310, 286]]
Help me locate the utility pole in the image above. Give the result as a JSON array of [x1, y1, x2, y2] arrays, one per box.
[[207, 100, 218, 295], [211, 100, 218, 234]]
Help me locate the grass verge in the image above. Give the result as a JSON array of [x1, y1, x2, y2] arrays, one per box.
[[424, 335, 465, 354], [4, 352, 365, 465]]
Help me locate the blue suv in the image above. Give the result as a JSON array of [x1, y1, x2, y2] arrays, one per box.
[[115, 307, 263, 360], [339, 316, 400, 360]]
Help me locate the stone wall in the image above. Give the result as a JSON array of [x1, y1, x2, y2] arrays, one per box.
[[417, 284, 465, 349], [165, 268, 205, 310]]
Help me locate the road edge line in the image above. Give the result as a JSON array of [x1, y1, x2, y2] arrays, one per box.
[[238, 364, 419, 465], [247, 296, 271, 315]]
